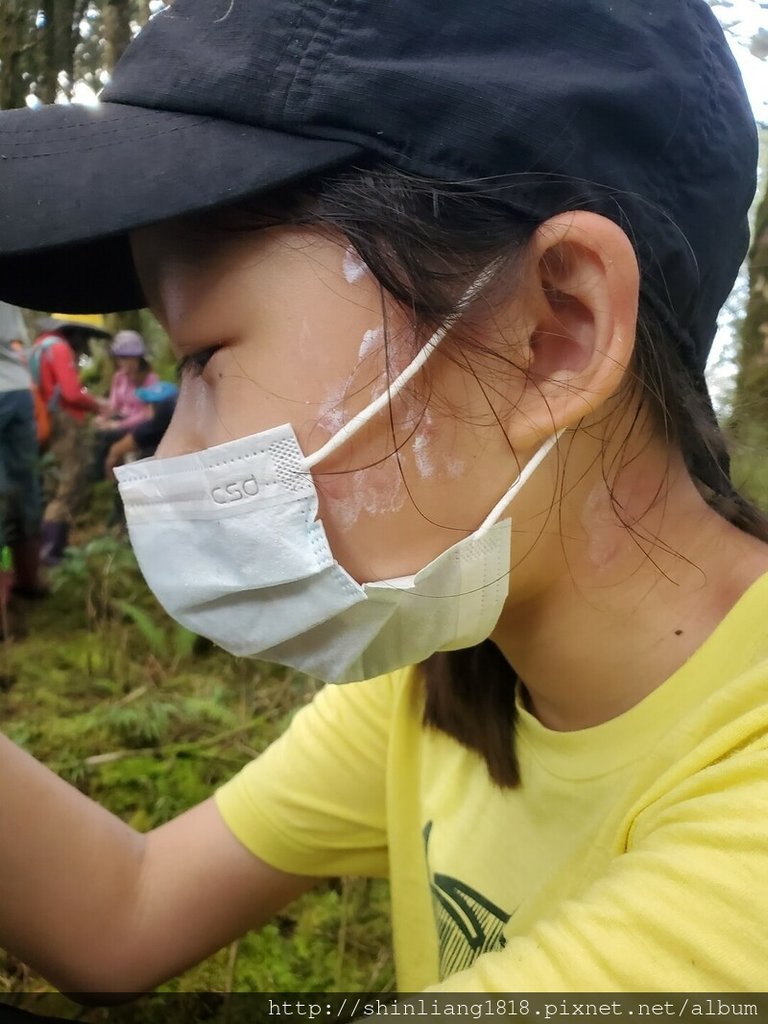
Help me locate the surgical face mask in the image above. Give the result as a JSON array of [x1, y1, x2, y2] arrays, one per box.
[[116, 287, 560, 684]]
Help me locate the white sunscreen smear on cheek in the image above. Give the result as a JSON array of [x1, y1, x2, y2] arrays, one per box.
[[316, 379, 350, 434], [411, 410, 437, 479], [411, 410, 465, 480], [412, 434, 434, 479], [316, 370, 387, 436], [332, 461, 407, 530], [342, 246, 368, 285], [582, 485, 622, 572], [358, 326, 383, 361], [298, 317, 313, 358], [445, 455, 465, 479]]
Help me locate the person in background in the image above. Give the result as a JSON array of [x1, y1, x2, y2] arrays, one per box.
[[91, 330, 159, 481], [0, 302, 46, 608], [29, 315, 111, 565], [103, 381, 178, 526]]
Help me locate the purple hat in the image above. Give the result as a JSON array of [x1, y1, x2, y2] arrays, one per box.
[[110, 330, 147, 358]]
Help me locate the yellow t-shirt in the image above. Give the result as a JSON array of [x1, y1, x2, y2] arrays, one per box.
[[215, 573, 768, 992]]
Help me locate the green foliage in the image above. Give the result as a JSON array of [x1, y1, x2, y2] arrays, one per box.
[[228, 880, 394, 993], [730, 447, 768, 513], [53, 532, 145, 616], [113, 599, 198, 665], [0, 529, 394, 1003], [138, 308, 178, 382]]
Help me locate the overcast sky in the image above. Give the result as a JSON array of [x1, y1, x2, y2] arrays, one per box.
[[715, 0, 768, 121]]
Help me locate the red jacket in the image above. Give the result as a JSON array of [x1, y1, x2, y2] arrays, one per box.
[[32, 333, 101, 422]]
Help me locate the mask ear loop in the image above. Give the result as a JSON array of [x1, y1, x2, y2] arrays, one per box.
[[303, 263, 564, 534], [475, 429, 564, 536], [303, 266, 499, 472]]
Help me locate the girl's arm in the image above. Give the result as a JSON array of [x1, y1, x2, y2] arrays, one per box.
[[0, 734, 316, 994], [108, 371, 159, 429], [103, 371, 122, 418], [46, 342, 101, 414]]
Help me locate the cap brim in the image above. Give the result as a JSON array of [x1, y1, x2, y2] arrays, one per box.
[[50, 319, 113, 337], [0, 101, 361, 312]]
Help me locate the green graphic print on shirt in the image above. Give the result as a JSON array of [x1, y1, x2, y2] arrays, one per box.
[[423, 821, 512, 978]]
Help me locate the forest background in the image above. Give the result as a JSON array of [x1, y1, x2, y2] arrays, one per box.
[[0, 0, 766, 1019]]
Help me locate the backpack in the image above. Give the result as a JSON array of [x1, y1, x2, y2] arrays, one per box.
[[25, 335, 63, 448]]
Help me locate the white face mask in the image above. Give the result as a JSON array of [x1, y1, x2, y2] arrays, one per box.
[[116, 288, 559, 684]]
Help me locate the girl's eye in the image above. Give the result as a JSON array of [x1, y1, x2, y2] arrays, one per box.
[[176, 346, 220, 378]]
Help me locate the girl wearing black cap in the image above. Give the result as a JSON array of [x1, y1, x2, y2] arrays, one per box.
[[0, 0, 767, 997]]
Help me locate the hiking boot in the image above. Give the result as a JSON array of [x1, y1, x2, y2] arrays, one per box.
[[40, 521, 69, 567], [10, 536, 49, 598]]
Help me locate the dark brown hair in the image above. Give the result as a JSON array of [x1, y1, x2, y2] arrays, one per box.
[[228, 164, 768, 788], [137, 356, 153, 379]]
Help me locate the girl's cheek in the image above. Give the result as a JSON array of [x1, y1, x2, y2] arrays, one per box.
[[155, 377, 217, 456], [313, 375, 353, 438], [315, 461, 410, 581], [317, 459, 407, 527]]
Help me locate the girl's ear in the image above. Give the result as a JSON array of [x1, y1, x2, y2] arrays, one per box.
[[505, 210, 640, 446]]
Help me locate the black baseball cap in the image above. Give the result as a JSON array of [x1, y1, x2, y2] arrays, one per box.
[[0, 0, 757, 385]]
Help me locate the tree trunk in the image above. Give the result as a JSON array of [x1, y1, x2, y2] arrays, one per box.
[[730, 174, 768, 503], [37, 0, 55, 103], [0, 0, 35, 110], [37, 0, 77, 103], [103, 0, 133, 73], [732, 182, 768, 430], [55, 0, 76, 97], [133, 0, 154, 28]]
